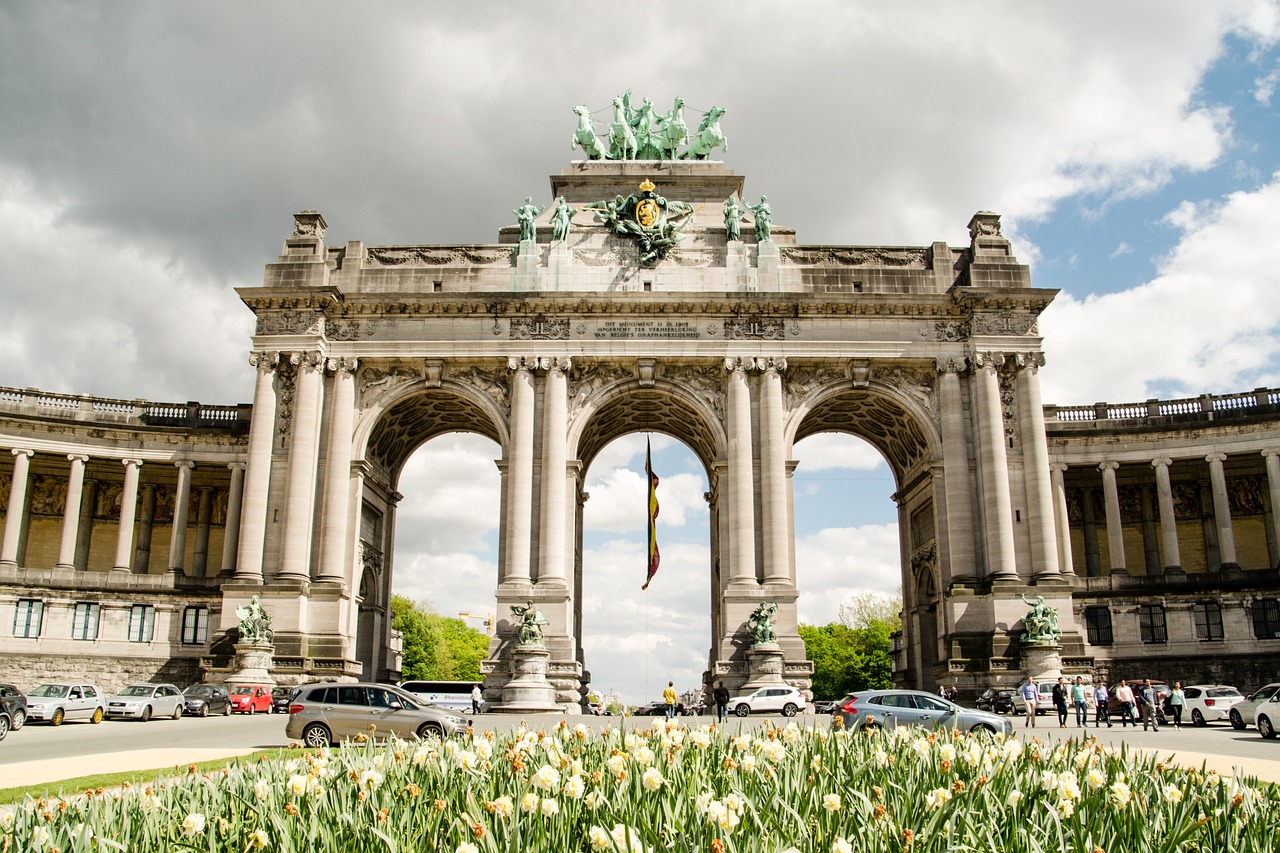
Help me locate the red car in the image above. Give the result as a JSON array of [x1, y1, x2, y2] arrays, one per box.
[[228, 685, 272, 715]]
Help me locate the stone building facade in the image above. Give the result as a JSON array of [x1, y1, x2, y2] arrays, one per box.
[[0, 157, 1276, 703]]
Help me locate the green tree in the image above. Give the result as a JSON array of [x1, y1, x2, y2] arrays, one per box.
[[436, 615, 490, 681], [391, 596, 490, 682], [799, 605, 898, 699]]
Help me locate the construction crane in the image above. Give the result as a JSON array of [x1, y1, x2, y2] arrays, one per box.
[[458, 612, 494, 635]]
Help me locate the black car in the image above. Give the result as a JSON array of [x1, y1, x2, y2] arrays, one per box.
[[0, 683, 27, 731], [271, 686, 296, 714], [183, 684, 232, 717], [813, 700, 838, 715], [976, 688, 1016, 715]]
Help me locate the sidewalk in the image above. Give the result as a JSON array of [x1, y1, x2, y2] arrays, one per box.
[[5, 748, 258, 791]]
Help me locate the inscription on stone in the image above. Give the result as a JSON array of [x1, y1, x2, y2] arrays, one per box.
[[593, 320, 701, 339]]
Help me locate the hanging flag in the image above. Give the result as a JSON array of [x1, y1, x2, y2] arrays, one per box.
[[642, 437, 660, 590]]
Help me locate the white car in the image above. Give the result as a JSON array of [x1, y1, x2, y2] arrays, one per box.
[[1228, 683, 1280, 732], [25, 683, 107, 726], [105, 683, 185, 721], [730, 686, 807, 717], [1180, 685, 1244, 726]]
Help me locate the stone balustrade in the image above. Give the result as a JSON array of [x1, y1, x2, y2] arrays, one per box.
[[0, 385, 250, 431], [1045, 387, 1280, 425]]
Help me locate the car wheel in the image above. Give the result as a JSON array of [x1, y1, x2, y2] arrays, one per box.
[[1230, 709, 1245, 730], [0, 715, 8, 741], [1191, 709, 1205, 727], [970, 723, 997, 734], [781, 703, 797, 717], [10, 709, 24, 731], [199, 704, 208, 718], [140, 706, 152, 722], [223, 703, 231, 717], [734, 704, 749, 718], [172, 704, 182, 720], [248, 704, 255, 716], [1260, 715, 1276, 740], [416, 722, 444, 740], [302, 723, 332, 748], [51, 707, 65, 727], [90, 707, 103, 724]]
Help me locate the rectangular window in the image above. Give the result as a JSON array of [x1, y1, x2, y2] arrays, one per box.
[[1253, 598, 1280, 640], [180, 607, 208, 645], [1193, 601, 1224, 641], [71, 603, 100, 641], [13, 599, 43, 638], [1083, 606, 1113, 646], [127, 605, 155, 643], [1138, 604, 1168, 644]]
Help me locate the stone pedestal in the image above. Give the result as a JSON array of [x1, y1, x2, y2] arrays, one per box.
[[741, 643, 785, 691], [756, 241, 782, 292], [514, 239, 541, 291], [225, 643, 276, 687], [727, 240, 751, 291], [1020, 643, 1062, 683], [496, 645, 561, 713], [546, 242, 571, 291]]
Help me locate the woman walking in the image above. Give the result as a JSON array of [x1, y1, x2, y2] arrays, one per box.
[[1168, 682, 1186, 730]]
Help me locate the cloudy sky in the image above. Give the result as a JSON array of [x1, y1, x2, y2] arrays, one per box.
[[5, 2, 1280, 702]]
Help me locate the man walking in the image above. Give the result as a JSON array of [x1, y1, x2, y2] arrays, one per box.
[[1114, 680, 1136, 727], [1052, 677, 1069, 728], [713, 681, 730, 724], [1071, 676, 1089, 727], [471, 683, 482, 715], [1093, 680, 1112, 727], [1019, 676, 1039, 728], [1139, 679, 1160, 731], [663, 681, 678, 720]]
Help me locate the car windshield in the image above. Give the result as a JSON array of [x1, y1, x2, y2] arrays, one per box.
[[272, 688, 291, 698], [119, 686, 154, 697], [1208, 687, 1242, 698], [29, 684, 70, 698], [230, 687, 254, 695], [1252, 685, 1280, 701], [185, 685, 214, 696]]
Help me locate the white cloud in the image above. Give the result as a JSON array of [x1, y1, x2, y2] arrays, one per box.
[[792, 434, 885, 472], [795, 524, 902, 626], [1109, 242, 1133, 259]]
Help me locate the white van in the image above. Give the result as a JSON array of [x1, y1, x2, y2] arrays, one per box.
[[398, 680, 480, 712]]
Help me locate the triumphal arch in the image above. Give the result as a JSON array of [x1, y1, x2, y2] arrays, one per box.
[[4, 97, 1278, 706]]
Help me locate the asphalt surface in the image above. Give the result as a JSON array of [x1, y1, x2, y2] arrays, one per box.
[[2, 710, 1278, 791]]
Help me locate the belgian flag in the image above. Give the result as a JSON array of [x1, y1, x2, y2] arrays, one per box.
[[642, 437, 660, 590]]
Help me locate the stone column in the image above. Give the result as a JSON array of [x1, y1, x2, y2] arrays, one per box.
[[726, 358, 757, 585], [112, 459, 143, 572], [1151, 457, 1181, 571], [936, 360, 976, 583], [1098, 461, 1126, 574], [504, 357, 535, 585], [278, 351, 325, 581], [236, 352, 279, 582], [135, 483, 156, 573], [57, 454, 90, 569], [318, 357, 358, 584], [759, 357, 790, 585], [973, 353, 1016, 580], [192, 486, 214, 576], [1049, 463, 1075, 576], [1015, 354, 1059, 578], [537, 357, 570, 585], [1, 449, 34, 567], [1263, 450, 1280, 565], [221, 463, 245, 576], [1205, 452, 1238, 568], [75, 478, 97, 570], [168, 461, 195, 573]]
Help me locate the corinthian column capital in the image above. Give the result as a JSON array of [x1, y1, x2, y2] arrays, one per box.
[[972, 351, 1005, 370], [1097, 461, 1119, 472], [326, 356, 359, 375], [1205, 452, 1228, 464], [1012, 351, 1046, 371], [935, 357, 968, 375], [248, 350, 279, 372], [1151, 457, 1173, 469]]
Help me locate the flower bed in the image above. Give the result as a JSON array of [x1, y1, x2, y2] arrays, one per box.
[[2, 719, 1277, 852]]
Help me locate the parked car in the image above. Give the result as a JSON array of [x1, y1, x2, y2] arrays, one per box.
[[730, 686, 807, 717], [1107, 681, 1171, 724], [271, 686, 296, 714], [228, 684, 272, 715], [0, 683, 28, 731], [833, 689, 1014, 735], [285, 682, 470, 747], [631, 702, 666, 716], [0, 707, 10, 741], [1253, 689, 1280, 739], [25, 683, 106, 725], [183, 684, 232, 717], [812, 700, 838, 715], [1179, 685, 1245, 726], [106, 683, 184, 721], [976, 688, 1016, 715], [1229, 682, 1280, 732]]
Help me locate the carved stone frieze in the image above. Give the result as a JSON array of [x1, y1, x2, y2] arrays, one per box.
[[447, 365, 511, 417], [365, 247, 513, 266], [783, 365, 846, 411], [665, 249, 716, 267], [724, 316, 786, 340], [998, 367, 1018, 442], [275, 359, 297, 439], [662, 364, 726, 427], [972, 311, 1038, 336], [1228, 475, 1265, 516], [923, 320, 970, 342], [781, 247, 928, 268], [1171, 482, 1201, 520], [256, 310, 324, 336], [357, 363, 424, 408], [567, 362, 633, 420], [509, 315, 570, 340], [326, 320, 365, 341], [572, 249, 632, 267]]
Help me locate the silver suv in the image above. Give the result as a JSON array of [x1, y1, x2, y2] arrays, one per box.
[[285, 682, 471, 747], [730, 686, 807, 717]]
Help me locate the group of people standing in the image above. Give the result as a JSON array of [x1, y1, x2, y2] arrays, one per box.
[[1018, 675, 1188, 731]]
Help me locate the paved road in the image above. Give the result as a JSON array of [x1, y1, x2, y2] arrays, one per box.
[[2, 711, 1277, 789]]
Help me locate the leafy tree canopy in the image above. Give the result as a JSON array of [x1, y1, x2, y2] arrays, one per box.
[[391, 595, 490, 682]]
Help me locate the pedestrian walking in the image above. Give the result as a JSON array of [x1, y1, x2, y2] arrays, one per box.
[[713, 681, 730, 724], [1114, 680, 1136, 727], [1093, 680, 1112, 727], [471, 683, 482, 715], [1168, 681, 1186, 729], [1019, 676, 1039, 728], [1138, 679, 1160, 731], [1071, 676, 1089, 727], [663, 681, 678, 720], [1052, 677, 1069, 728]]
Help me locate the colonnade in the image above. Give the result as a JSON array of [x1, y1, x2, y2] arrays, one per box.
[[0, 446, 243, 575]]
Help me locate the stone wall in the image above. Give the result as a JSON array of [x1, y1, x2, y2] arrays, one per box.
[[0, 653, 203, 696]]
